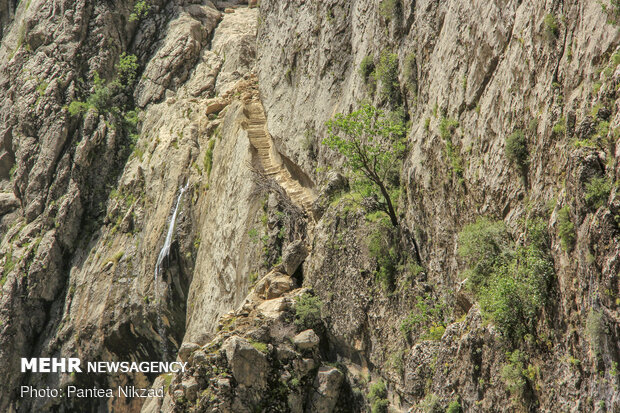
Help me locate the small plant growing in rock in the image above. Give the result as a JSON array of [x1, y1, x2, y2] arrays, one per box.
[[116, 52, 139, 89], [446, 400, 462, 413], [552, 116, 566, 136], [367, 215, 399, 291], [586, 309, 605, 357], [557, 205, 575, 251], [501, 350, 527, 399], [419, 393, 442, 413], [378, 0, 399, 22], [368, 379, 389, 413], [584, 176, 611, 210], [129, 1, 150, 22], [203, 139, 216, 178], [505, 129, 528, 176], [373, 51, 401, 105], [248, 272, 258, 284], [359, 55, 375, 81], [67, 52, 140, 139], [324, 103, 406, 227], [544, 13, 559, 40], [248, 339, 268, 353], [424, 324, 445, 341], [458, 218, 554, 342], [399, 294, 446, 341], [403, 53, 416, 90], [294, 293, 323, 330], [439, 117, 464, 183], [112, 251, 124, 265]]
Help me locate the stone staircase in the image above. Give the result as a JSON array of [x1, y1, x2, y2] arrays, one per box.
[[243, 102, 316, 215]]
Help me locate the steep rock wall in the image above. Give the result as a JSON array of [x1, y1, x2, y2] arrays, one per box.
[[0, 0, 618, 412], [255, 0, 620, 411]]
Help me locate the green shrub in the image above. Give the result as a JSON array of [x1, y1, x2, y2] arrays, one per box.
[[2, 250, 15, 280], [129, 0, 150, 22], [248, 272, 258, 284], [585, 310, 605, 356], [68, 53, 139, 120], [446, 400, 462, 413], [420, 393, 442, 413], [203, 139, 216, 178], [248, 339, 268, 353], [439, 118, 459, 141], [378, 0, 398, 21], [400, 295, 445, 340], [86, 72, 114, 113], [68, 100, 91, 116], [601, 0, 620, 25], [371, 399, 388, 413], [368, 380, 388, 413], [403, 53, 416, 88], [368, 217, 399, 291], [374, 51, 400, 104], [294, 293, 323, 330], [457, 218, 509, 293], [501, 350, 527, 398], [594, 120, 610, 145], [552, 116, 566, 136], [557, 205, 575, 251], [424, 324, 445, 341], [458, 218, 553, 341], [505, 129, 528, 173], [360, 55, 375, 81], [584, 177, 611, 210], [439, 118, 464, 181], [112, 251, 124, 264], [116, 52, 139, 89], [544, 14, 559, 39]]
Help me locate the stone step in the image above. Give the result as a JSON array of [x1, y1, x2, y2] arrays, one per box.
[[244, 102, 317, 215]]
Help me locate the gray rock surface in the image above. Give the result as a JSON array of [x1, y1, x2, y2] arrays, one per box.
[[309, 366, 344, 413], [0, 0, 618, 412], [223, 336, 270, 388], [293, 329, 320, 350], [281, 239, 308, 276]]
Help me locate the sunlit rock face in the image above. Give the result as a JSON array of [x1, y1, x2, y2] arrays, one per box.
[[0, 0, 618, 412]]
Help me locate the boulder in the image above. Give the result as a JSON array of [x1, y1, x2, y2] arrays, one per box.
[[254, 270, 294, 299], [257, 297, 292, 319], [205, 98, 227, 115], [293, 329, 320, 350], [181, 377, 199, 402], [178, 342, 200, 362], [309, 366, 343, 413], [282, 240, 308, 276], [223, 336, 270, 388]]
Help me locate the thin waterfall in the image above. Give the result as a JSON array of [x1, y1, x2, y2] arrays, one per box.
[[154, 183, 188, 360]]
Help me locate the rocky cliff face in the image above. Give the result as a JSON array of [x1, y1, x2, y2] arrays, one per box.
[[0, 0, 618, 412]]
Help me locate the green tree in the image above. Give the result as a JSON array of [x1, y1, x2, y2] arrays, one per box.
[[323, 103, 406, 226], [458, 217, 554, 341], [116, 52, 139, 90]]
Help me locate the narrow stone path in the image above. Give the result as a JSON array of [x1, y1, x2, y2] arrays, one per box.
[[243, 101, 316, 215]]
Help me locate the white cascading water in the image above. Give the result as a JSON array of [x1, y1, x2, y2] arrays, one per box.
[[154, 183, 188, 360]]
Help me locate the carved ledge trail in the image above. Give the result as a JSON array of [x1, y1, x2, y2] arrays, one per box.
[[243, 101, 316, 217]]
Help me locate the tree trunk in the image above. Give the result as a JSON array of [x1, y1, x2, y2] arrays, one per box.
[[376, 180, 398, 227]]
